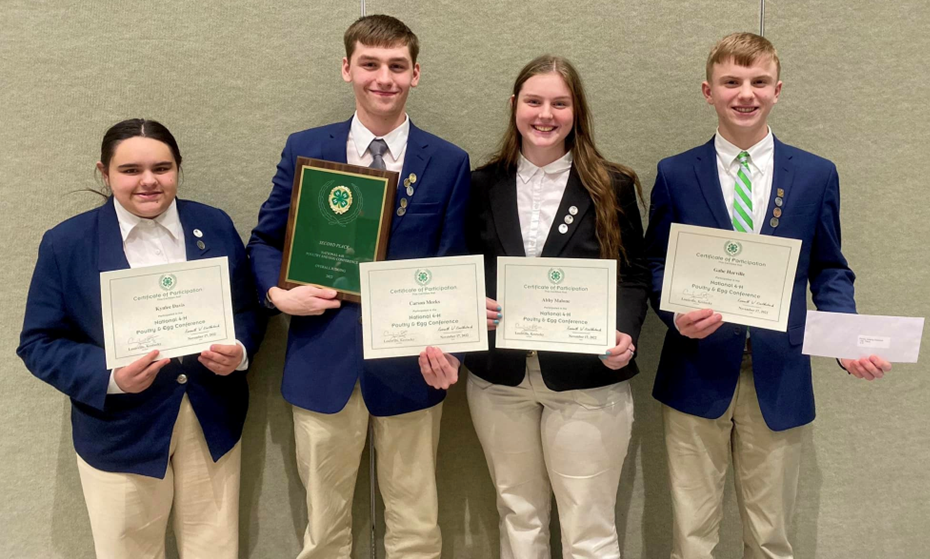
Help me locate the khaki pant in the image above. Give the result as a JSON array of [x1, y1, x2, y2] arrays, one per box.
[[292, 382, 442, 559], [664, 354, 804, 559], [76, 394, 241, 559], [467, 354, 635, 559]]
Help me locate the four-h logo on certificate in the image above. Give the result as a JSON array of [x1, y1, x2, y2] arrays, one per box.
[[724, 240, 742, 257], [159, 273, 177, 291], [278, 157, 399, 303], [415, 268, 432, 286]]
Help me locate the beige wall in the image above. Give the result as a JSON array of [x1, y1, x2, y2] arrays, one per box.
[[1, 1, 927, 557]]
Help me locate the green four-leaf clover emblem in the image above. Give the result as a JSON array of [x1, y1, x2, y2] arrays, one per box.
[[415, 269, 432, 286], [159, 274, 177, 291], [724, 240, 742, 257], [328, 185, 353, 215]]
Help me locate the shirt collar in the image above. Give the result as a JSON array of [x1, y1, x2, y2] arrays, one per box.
[[113, 198, 182, 242], [350, 112, 410, 161], [517, 151, 574, 183], [714, 127, 774, 176]]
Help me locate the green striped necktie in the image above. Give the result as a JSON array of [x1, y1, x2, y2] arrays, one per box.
[[732, 151, 753, 233]]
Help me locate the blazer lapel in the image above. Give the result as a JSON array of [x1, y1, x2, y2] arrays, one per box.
[[177, 200, 214, 260], [761, 136, 795, 236], [488, 168, 526, 257], [392, 122, 433, 233], [322, 118, 352, 164], [541, 166, 590, 257], [694, 138, 733, 230], [97, 198, 130, 272]]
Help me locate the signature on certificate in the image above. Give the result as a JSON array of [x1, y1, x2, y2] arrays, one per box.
[[680, 288, 714, 305], [438, 324, 476, 341], [383, 330, 415, 344], [514, 323, 544, 338], [737, 297, 775, 315], [127, 334, 160, 351]]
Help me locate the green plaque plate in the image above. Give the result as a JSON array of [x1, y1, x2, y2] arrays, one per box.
[[278, 157, 398, 303]]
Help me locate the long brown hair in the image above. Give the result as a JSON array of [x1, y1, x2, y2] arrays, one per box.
[[483, 55, 642, 262]]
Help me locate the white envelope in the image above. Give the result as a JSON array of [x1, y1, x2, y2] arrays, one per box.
[[802, 311, 924, 363]]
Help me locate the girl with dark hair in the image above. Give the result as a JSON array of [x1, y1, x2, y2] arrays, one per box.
[[18, 119, 262, 559], [462, 56, 650, 558]]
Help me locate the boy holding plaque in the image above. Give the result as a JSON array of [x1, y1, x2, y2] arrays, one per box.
[[644, 33, 893, 558], [247, 15, 469, 559], [18, 119, 263, 559]]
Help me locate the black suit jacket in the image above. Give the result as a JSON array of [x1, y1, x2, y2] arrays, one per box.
[[464, 162, 649, 390]]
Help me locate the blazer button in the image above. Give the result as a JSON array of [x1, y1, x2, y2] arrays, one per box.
[[177, 373, 188, 385], [734, 327, 742, 336], [527, 350, 536, 356]]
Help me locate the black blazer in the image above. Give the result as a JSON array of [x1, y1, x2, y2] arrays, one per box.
[[464, 162, 650, 390]]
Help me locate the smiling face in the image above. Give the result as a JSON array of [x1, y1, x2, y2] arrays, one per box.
[[514, 72, 574, 166], [703, 55, 782, 148], [98, 136, 178, 218], [342, 41, 420, 133]]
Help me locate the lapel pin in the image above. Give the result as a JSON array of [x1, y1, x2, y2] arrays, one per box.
[[197, 240, 206, 250], [564, 215, 574, 225], [774, 197, 783, 207], [558, 223, 568, 234], [773, 208, 782, 218], [777, 188, 785, 197], [403, 178, 411, 187], [408, 173, 417, 184], [193, 229, 203, 238], [397, 207, 406, 217], [406, 186, 414, 196], [400, 198, 408, 208], [569, 205, 578, 216], [770, 217, 779, 228]]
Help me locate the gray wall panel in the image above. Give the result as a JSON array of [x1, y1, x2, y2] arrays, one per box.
[[765, 2, 930, 558], [1, 1, 926, 558]]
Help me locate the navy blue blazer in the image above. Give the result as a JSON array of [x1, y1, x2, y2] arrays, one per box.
[[18, 198, 263, 478], [247, 118, 470, 417], [644, 137, 856, 431]]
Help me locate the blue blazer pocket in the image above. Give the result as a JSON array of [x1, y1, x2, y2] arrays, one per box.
[[404, 201, 442, 216]]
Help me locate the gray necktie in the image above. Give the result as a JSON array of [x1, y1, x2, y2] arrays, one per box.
[[368, 138, 388, 170]]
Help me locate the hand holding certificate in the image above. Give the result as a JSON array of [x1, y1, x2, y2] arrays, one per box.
[[660, 224, 801, 332], [496, 257, 617, 354], [100, 257, 237, 369], [359, 255, 487, 359]]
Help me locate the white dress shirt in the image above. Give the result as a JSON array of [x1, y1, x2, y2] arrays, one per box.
[[715, 127, 774, 234], [346, 112, 409, 173], [108, 198, 248, 394], [516, 152, 573, 257], [674, 129, 775, 332]]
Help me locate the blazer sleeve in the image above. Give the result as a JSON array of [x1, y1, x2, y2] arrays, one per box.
[[615, 173, 650, 346], [17, 233, 109, 411], [223, 213, 265, 362], [809, 164, 856, 312], [643, 162, 678, 330], [247, 136, 297, 306], [435, 152, 471, 257]]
